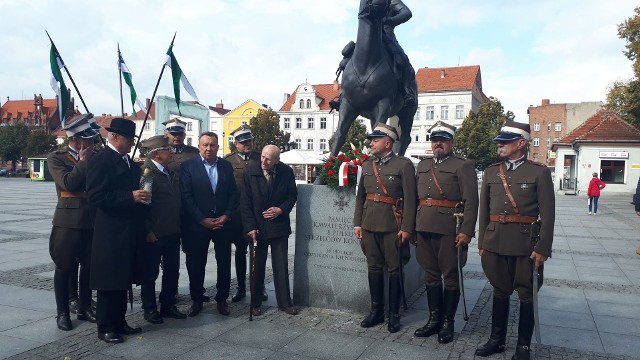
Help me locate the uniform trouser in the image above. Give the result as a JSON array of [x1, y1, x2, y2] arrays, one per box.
[[252, 236, 292, 308], [360, 230, 408, 275], [481, 250, 544, 303], [183, 229, 231, 303], [231, 229, 248, 290], [140, 234, 181, 311], [416, 232, 467, 290], [96, 290, 127, 333], [49, 227, 93, 313]]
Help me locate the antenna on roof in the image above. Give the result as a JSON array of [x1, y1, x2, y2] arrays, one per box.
[[457, 56, 460, 66]]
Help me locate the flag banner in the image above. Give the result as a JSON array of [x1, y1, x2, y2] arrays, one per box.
[[49, 45, 70, 126], [165, 43, 200, 113], [119, 52, 147, 114]]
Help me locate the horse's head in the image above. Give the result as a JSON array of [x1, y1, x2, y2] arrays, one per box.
[[358, 0, 390, 20]]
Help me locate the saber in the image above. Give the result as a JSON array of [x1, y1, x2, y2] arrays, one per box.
[[397, 238, 407, 311], [249, 239, 256, 321], [453, 203, 469, 321], [530, 220, 542, 359]]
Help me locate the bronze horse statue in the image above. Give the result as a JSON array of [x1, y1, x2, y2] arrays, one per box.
[[329, 0, 418, 156]]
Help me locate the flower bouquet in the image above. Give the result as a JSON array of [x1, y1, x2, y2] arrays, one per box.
[[318, 142, 370, 189]]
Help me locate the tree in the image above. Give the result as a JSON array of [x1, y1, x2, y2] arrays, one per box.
[[249, 109, 295, 152], [455, 97, 514, 171], [328, 118, 368, 154], [24, 130, 58, 157], [0, 123, 30, 169]]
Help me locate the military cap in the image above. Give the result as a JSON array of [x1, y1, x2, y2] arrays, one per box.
[[63, 113, 100, 139], [367, 123, 399, 142], [493, 121, 531, 142], [162, 118, 187, 133], [231, 125, 254, 143], [86, 113, 101, 130], [141, 135, 170, 153], [429, 121, 456, 140]]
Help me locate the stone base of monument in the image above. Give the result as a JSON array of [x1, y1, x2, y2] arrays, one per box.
[[293, 184, 424, 314]]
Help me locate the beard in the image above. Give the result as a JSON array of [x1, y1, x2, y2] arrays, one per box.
[[433, 147, 450, 159]]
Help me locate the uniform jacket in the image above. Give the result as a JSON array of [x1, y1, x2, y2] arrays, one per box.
[[354, 154, 417, 233], [47, 147, 94, 229], [241, 161, 297, 241], [415, 156, 478, 236], [478, 160, 555, 257], [166, 145, 199, 187], [180, 155, 239, 233], [224, 151, 260, 232], [587, 177, 606, 197], [141, 158, 181, 238], [87, 146, 145, 290]]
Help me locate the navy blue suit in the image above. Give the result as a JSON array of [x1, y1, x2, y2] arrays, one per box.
[[180, 155, 238, 302]]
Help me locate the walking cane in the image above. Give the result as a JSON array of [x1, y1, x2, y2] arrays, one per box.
[[249, 238, 257, 321], [396, 238, 408, 311], [453, 203, 469, 321]]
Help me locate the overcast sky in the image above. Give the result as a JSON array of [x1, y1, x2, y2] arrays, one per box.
[[0, 0, 636, 122]]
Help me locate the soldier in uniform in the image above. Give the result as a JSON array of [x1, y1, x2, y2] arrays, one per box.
[[223, 125, 267, 303], [139, 135, 187, 324], [47, 114, 100, 330], [163, 118, 199, 186], [475, 121, 554, 360], [354, 123, 417, 333], [413, 121, 478, 343]]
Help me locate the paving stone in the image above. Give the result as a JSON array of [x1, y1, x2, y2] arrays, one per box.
[[282, 329, 375, 360], [599, 332, 640, 358], [98, 328, 208, 359], [216, 321, 307, 351], [358, 340, 448, 359], [0, 334, 44, 358], [174, 339, 273, 359]]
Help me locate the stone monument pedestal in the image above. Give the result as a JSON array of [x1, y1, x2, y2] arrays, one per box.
[[293, 184, 424, 314]]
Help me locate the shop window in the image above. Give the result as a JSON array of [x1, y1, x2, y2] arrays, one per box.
[[600, 160, 625, 183]]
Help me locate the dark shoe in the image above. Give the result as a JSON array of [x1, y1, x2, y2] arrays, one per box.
[[512, 345, 531, 360], [77, 307, 97, 323], [438, 289, 460, 344], [387, 274, 402, 333], [188, 301, 203, 317], [361, 272, 385, 328], [262, 290, 268, 301], [68, 299, 79, 314], [144, 310, 163, 324], [98, 332, 124, 344], [116, 324, 142, 335], [278, 306, 300, 315], [160, 305, 187, 319], [56, 313, 72, 331], [231, 288, 246, 303], [251, 307, 263, 316], [216, 301, 230, 316], [414, 285, 442, 338], [361, 309, 385, 328], [475, 297, 510, 357], [388, 314, 401, 333]]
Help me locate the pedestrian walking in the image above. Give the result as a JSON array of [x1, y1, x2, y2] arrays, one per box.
[[587, 172, 605, 215]]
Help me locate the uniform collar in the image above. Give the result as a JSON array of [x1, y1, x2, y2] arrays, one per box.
[[504, 155, 526, 171], [375, 151, 394, 165]]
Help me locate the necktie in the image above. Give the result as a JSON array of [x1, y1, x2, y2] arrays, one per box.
[[163, 168, 171, 183], [122, 155, 130, 168]]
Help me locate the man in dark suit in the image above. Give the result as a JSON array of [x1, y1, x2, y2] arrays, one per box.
[[47, 113, 100, 330], [139, 135, 187, 324], [180, 132, 238, 317], [241, 145, 299, 316], [87, 118, 151, 344]]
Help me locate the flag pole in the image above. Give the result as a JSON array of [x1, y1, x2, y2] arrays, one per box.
[[45, 31, 90, 114], [118, 43, 125, 117], [131, 32, 177, 159]]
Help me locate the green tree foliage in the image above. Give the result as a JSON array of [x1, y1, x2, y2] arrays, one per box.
[[454, 97, 514, 171], [249, 109, 294, 152], [0, 123, 30, 169], [328, 118, 368, 154], [24, 130, 58, 157]]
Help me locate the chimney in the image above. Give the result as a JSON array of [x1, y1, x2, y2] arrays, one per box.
[[440, 70, 445, 79], [541, 99, 550, 106], [283, 93, 290, 104], [146, 98, 151, 110], [216, 100, 224, 108]]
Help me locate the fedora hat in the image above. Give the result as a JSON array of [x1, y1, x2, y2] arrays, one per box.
[[105, 118, 137, 139]]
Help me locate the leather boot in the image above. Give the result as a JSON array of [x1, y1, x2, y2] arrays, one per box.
[[77, 265, 96, 323], [438, 288, 460, 344], [414, 285, 442, 337], [511, 302, 535, 360], [54, 269, 72, 330], [233, 250, 247, 302], [475, 297, 510, 357], [360, 272, 385, 328], [387, 274, 401, 333], [68, 263, 79, 314]]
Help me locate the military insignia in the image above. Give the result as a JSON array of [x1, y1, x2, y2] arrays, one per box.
[[389, 176, 395, 182], [521, 184, 528, 190], [334, 193, 350, 212]]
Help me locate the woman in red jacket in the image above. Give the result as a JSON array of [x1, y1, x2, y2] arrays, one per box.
[[587, 172, 606, 215]]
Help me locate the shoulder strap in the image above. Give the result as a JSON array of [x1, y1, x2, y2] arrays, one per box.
[[371, 161, 390, 196], [65, 153, 78, 165], [498, 163, 519, 215], [430, 158, 446, 199]]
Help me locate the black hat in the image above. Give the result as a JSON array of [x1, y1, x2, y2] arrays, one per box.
[[429, 121, 456, 140], [231, 125, 254, 143], [367, 123, 399, 142], [493, 121, 531, 142], [105, 118, 137, 139]]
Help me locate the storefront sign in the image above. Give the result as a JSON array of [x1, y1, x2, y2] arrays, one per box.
[[599, 151, 629, 159]]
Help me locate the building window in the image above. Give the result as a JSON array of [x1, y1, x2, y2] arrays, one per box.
[[319, 139, 327, 150], [547, 124, 551, 131], [242, 121, 248, 126], [320, 117, 327, 129], [186, 122, 193, 131], [306, 99, 312, 108], [294, 138, 301, 149], [284, 118, 290, 129], [533, 138, 540, 146], [533, 123, 540, 131], [144, 122, 150, 131], [555, 122, 561, 131], [546, 138, 550, 146], [426, 106, 434, 120], [600, 160, 625, 183], [187, 138, 192, 146], [299, 99, 304, 109], [455, 105, 464, 119], [227, 136, 233, 148], [414, 107, 420, 120], [553, 137, 559, 142], [295, 118, 302, 129], [307, 138, 314, 150], [441, 106, 449, 120], [533, 153, 538, 161], [308, 117, 314, 129]]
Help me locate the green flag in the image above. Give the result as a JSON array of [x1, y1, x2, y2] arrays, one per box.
[[49, 45, 70, 127], [118, 52, 147, 114], [165, 43, 200, 114]]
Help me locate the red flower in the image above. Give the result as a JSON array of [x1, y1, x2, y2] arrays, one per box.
[[362, 154, 369, 161], [325, 162, 332, 169], [329, 156, 335, 161], [350, 167, 358, 174], [327, 169, 334, 177], [352, 149, 359, 155], [337, 154, 345, 161]]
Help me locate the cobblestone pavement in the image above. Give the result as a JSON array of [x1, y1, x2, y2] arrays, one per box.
[[0, 178, 639, 359]]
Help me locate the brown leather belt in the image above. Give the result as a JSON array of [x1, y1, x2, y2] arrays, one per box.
[[419, 199, 461, 208], [60, 191, 85, 198], [366, 193, 397, 205], [490, 214, 538, 224]]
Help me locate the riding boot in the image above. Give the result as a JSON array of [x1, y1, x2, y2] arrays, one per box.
[[77, 264, 96, 322], [511, 302, 535, 360], [438, 288, 460, 344], [232, 250, 247, 302], [54, 269, 72, 331], [360, 272, 385, 328], [387, 274, 401, 333], [475, 297, 510, 357], [414, 285, 442, 337], [68, 263, 79, 314]]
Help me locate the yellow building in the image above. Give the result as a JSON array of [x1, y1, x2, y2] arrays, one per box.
[[222, 99, 267, 154]]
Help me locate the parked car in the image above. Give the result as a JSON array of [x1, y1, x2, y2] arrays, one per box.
[[0, 169, 7, 177], [15, 169, 30, 178]]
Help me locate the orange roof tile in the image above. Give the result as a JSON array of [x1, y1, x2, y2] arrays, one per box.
[[279, 83, 341, 111], [555, 110, 640, 144], [1, 98, 59, 120], [415, 65, 482, 93]]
